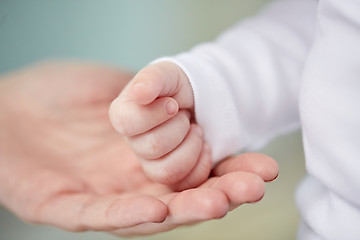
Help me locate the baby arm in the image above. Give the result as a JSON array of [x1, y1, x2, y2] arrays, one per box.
[[109, 62, 212, 190]]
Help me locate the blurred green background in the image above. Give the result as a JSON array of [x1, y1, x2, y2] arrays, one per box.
[[0, 0, 306, 239]]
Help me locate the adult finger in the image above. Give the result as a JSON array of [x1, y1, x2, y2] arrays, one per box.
[[112, 188, 229, 237], [33, 193, 167, 232], [212, 153, 279, 182], [111, 170, 267, 237], [210, 172, 265, 210]]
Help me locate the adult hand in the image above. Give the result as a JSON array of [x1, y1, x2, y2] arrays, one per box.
[[0, 61, 278, 236]]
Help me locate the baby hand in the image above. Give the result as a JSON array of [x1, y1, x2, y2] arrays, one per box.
[[109, 62, 212, 190]]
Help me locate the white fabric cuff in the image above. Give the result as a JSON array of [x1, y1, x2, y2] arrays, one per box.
[[152, 55, 244, 164]]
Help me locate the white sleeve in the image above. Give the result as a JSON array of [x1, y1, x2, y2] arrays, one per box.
[[157, 0, 317, 162], [296, 0, 360, 239]]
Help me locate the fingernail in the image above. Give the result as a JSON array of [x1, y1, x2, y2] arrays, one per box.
[[166, 100, 178, 115], [193, 125, 203, 137]]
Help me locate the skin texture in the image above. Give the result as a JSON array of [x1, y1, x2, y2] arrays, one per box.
[[0, 61, 278, 236], [110, 62, 210, 189]]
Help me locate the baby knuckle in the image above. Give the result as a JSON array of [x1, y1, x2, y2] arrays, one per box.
[[163, 161, 190, 184], [141, 65, 163, 81], [110, 101, 126, 134], [146, 134, 165, 159], [154, 169, 181, 185], [114, 107, 132, 136], [143, 161, 181, 185], [178, 112, 191, 131]]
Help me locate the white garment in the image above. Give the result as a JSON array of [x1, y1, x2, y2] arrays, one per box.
[[157, 0, 360, 239]]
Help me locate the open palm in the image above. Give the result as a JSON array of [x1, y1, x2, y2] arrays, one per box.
[[0, 61, 278, 236]]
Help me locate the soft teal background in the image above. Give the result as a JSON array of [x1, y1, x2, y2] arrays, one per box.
[[0, 1, 306, 239], [0, 0, 267, 73]]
